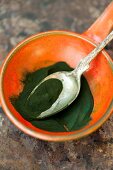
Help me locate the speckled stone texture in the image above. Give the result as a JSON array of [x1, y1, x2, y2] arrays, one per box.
[[0, 0, 113, 170]]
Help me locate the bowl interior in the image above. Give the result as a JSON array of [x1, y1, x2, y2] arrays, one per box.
[[1, 31, 113, 141]]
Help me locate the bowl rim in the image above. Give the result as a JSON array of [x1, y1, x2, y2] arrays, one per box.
[[0, 30, 113, 142]]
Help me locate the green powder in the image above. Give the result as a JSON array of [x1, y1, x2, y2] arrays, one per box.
[[26, 78, 63, 115], [11, 62, 94, 132]]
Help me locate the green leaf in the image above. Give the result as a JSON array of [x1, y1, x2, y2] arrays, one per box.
[[32, 119, 66, 132], [31, 76, 94, 132], [11, 62, 94, 132], [11, 62, 73, 120]]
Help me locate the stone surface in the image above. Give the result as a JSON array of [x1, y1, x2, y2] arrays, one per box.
[[0, 0, 113, 170]]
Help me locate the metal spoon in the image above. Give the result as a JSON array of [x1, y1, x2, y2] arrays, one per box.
[[28, 30, 113, 119]]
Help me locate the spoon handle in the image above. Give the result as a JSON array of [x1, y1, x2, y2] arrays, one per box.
[[73, 30, 113, 76]]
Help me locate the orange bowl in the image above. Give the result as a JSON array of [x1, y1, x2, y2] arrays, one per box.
[[0, 30, 113, 141]]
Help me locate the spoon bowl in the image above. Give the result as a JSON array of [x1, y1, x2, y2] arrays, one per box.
[[28, 71, 80, 119]]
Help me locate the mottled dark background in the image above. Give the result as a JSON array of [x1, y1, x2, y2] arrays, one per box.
[[0, 0, 113, 170]]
